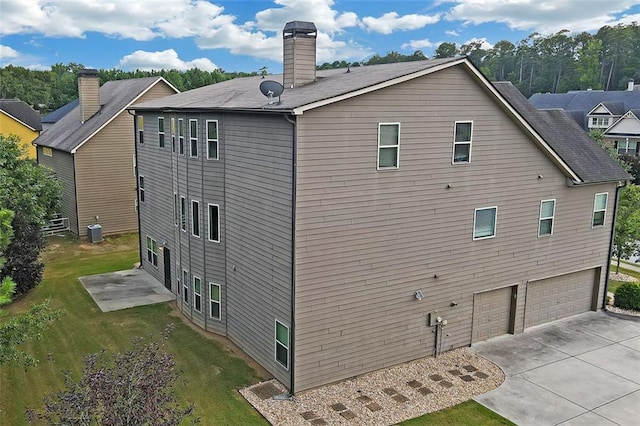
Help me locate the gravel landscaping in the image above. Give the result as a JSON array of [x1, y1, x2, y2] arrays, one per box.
[[240, 348, 504, 425], [606, 272, 640, 317]]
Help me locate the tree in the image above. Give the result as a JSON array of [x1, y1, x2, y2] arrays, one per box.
[[613, 185, 640, 272], [0, 135, 62, 296], [0, 208, 16, 308], [27, 326, 197, 425], [434, 42, 458, 58]]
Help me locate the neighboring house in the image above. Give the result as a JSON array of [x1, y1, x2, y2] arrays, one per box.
[[0, 99, 42, 158], [131, 21, 629, 393], [34, 70, 179, 237], [41, 99, 79, 132], [530, 81, 640, 156]]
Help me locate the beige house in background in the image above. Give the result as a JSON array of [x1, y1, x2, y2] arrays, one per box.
[[34, 70, 179, 237]]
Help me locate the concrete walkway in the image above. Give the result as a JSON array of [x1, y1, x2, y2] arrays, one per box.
[[472, 311, 640, 426], [79, 268, 175, 312], [611, 259, 640, 274]]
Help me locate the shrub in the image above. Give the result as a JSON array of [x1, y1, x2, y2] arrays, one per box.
[[614, 282, 640, 310]]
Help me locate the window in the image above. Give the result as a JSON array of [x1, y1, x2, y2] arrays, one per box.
[[189, 119, 198, 158], [590, 117, 610, 128], [191, 200, 200, 237], [43, 147, 52, 157], [593, 193, 608, 227], [158, 117, 165, 148], [180, 196, 187, 231], [137, 115, 144, 144], [616, 139, 638, 156], [206, 120, 219, 160], [138, 175, 145, 203], [209, 283, 221, 320], [146, 236, 158, 267], [182, 270, 189, 304], [132, 154, 136, 176], [473, 207, 497, 240], [193, 276, 202, 312], [173, 193, 178, 226], [453, 121, 472, 163], [208, 204, 220, 242], [538, 199, 555, 237], [176, 271, 180, 295], [178, 118, 185, 155], [275, 321, 289, 369], [171, 118, 176, 152], [377, 123, 400, 169]]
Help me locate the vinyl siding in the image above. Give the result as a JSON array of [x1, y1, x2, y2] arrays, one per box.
[[283, 37, 316, 88], [293, 65, 616, 391], [37, 146, 78, 233], [1, 113, 39, 158]]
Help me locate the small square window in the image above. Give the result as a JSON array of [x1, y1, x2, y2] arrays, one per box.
[[275, 320, 289, 369], [539, 199, 555, 237], [593, 193, 608, 227], [43, 147, 53, 157], [474, 207, 497, 240], [453, 121, 472, 163]]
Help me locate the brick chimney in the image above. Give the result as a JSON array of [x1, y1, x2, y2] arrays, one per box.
[[77, 68, 100, 122], [283, 21, 317, 88]]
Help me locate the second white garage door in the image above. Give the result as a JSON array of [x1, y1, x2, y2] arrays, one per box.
[[525, 268, 597, 328]]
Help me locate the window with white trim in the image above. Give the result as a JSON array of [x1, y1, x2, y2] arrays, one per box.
[[473, 207, 497, 240], [137, 115, 144, 144], [178, 118, 185, 155], [193, 276, 202, 312], [182, 270, 189, 304], [453, 121, 472, 163], [275, 320, 289, 369], [171, 117, 176, 152], [191, 200, 200, 237], [538, 199, 555, 237], [206, 120, 219, 160], [43, 147, 53, 157], [138, 175, 145, 203], [180, 196, 187, 231], [589, 117, 610, 128], [615, 139, 638, 155], [146, 236, 158, 267], [173, 193, 178, 226], [377, 123, 400, 169], [209, 282, 221, 320], [158, 117, 165, 148], [208, 204, 220, 242], [593, 193, 608, 227], [189, 119, 198, 158]]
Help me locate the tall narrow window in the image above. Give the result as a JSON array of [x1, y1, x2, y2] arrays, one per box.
[[146, 236, 158, 267], [193, 276, 202, 312], [453, 121, 472, 163], [191, 200, 200, 237], [208, 204, 220, 242], [158, 117, 165, 148], [132, 154, 136, 176], [473, 207, 497, 240], [171, 118, 176, 152], [377, 123, 400, 169], [178, 118, 185, 155], [209, 283, 221, 320], [138, 175, 145, 203], [180, 196, 186, 231], [593, 193, 608, 227], [538, 199, 555, 237], [173, 193, 178, 226], [206, 120, 219, 160], [275, 321, 289, 369], [137, 115, 144, 144], [189, 119, 198, 158], [182, 270, 189, 304]]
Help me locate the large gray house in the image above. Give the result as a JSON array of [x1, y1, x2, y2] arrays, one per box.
[[131, 22, 628, 393]]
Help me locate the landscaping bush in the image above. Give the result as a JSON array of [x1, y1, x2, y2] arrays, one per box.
[[614, 282, 640, 310]]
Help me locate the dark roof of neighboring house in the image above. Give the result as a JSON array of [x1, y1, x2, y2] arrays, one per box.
[[0, 99, 42, 131], [41, 99, 79, 123], [600, 101, 626, 116], [529, 90, 640, 116], [35, 77, 175, 153], [495, 82, 630, 184]]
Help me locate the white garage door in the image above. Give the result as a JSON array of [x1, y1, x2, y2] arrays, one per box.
[[525, 269, 597, 328], [472, 286, 514, 343]]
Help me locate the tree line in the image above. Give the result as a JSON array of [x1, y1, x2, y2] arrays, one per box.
[[0, 23, 638, 113]]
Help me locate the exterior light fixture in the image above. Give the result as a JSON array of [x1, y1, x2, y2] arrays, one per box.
[[415, 290, 424, 301]]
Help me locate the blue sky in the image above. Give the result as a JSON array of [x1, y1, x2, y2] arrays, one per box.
[[1, 0, 639, 73]]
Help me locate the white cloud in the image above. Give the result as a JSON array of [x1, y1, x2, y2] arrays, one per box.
[[0, 44, 20, 59], [255, 0, 359, 34], [401, 39, 435, 51], [445, 0, 640, 34], [445, 30, 460, 37], [461, 37, 493, 50], [362, 12, 440, 34], [118, 49, 218, 71]]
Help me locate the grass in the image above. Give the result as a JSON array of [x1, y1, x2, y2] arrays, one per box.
[[1, 233, 513, 425], [609, 260, 640, 294]]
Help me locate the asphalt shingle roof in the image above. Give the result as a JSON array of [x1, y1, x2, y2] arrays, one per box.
[[0, 99, 42, 131], [42, 99, 79, 124], [495, 82, 629, 184], [35, 77, 166, 152]]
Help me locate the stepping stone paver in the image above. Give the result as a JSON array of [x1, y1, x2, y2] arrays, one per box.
[[340, 410, 357, 420], [250, 382, 282, 400], [330, 403, 347, 412], [463, 364, 478, 372], [393, 394, 410, 403], [439, 380, 454, 388], [301, 411, 319, 420], [460, 375, 475, 382], [407, 380, 422, 388], [448, 369, 462, 376], [357, 395, 373, 404], [383, 387, 398, 395], [475, 371, 489, 379], [311, 419, 328, 425], [418, 386, 433, 396], [429, 374, 444, 381], [366, 402, 383, 412]]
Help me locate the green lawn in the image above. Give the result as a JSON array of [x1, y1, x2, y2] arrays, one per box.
[[1, 234, 512, 425], [609, 261, 640, 293]]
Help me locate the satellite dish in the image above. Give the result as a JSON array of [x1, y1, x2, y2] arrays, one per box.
[[260, 80, 284, 105]]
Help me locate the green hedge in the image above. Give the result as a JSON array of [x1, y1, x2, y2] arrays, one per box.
[[614, 282, 640, 310]]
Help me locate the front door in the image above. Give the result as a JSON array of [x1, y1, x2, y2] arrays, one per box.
[[163, 247, 171, 290]]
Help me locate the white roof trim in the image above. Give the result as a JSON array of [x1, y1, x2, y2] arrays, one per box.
[[587, 102, 614, 116], [0, 109, 39, 131], [605, 110, 640, 135], [71, 77, 179, 154]]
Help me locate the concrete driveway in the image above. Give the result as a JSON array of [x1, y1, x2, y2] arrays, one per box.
[[472, 311, 640, 426]]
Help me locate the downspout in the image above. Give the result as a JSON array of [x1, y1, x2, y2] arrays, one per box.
[[603, 180, 626, 309], [129, 109, 143, 267], [284, 113, 296, 395]]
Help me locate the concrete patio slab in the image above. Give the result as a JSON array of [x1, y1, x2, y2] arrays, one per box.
[[474, 376, 585, 426], [557, 411, 618, 426], [576, 343, 640, 384], [79, 268, 175, 312], [593, 390, 640, 426], [562, 312, 640, 341], [524, 322, 613, 356], [620, 335, 640, 351]]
